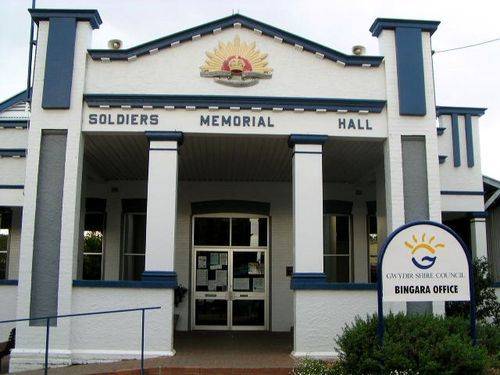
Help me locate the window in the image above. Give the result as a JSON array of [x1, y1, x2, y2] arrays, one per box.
[[83, 212, 105, 280], [0, 211, 10, 280], [122, 213, 146, 280], [367, 215, 379, 283], [323, 214, 351, 282]]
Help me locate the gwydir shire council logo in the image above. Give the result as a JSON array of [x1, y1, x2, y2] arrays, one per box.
[[200, 35, 272, 87], [404, 233, 445, 270]]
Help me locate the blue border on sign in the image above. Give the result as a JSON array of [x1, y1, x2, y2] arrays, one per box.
[[376, 220, 476, 345]]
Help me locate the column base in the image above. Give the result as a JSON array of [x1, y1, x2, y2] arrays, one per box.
[[141, 271, 177, 288]]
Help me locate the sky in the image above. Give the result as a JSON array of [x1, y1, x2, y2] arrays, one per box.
[[1, 0, 499, 180]]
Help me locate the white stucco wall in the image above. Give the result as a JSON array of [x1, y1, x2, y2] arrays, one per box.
[[70, 287, 174, 363], [293, 289, 378, 357], [86, 28, 386, 100], [0, 285, 18, 341]]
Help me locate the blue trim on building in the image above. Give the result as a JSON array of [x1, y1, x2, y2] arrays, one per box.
[[0, 280, 18, 286], [438, 155, 447, 164], [0, 149, 26, 157], [370, 18, 440, 37], [141, 271, 177, 287], [0, 120, 29, 129], [493, 282, 500, 288], [395, 27, 426, 116], [436, 106, 486, 117], [441, 190, 483, 196], [0, 185, 24, 189], [290, 273, 376, 290], [288, 134, 328, 147], [437, 127, 445, 136], [72, 280, 175, 289], [0, 90, 29, 113], [29, 9, 102, 29], [468, 211, 488, 219], [145, 131, 184, 145], [192, 200, 270, 215], [88, 14, 383, 66], [451, 113, 461, 167], [464, 114, 474, 167], [42, 17, 77, 109], [290, 273, 326, 289], [84, 94, 386, 113]]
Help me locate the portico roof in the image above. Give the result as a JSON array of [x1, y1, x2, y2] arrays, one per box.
[[87, 14, 384, 66]]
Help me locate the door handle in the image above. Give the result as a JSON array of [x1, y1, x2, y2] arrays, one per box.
[[239, 294, 248, 297], [205, 293, 217, 298]]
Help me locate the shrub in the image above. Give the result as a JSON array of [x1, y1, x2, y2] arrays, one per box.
[[446, 257, 500, 325], [335, 313, 490, 375], [292, 358, 345, 375]]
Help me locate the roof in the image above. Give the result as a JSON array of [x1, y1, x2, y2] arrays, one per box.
[[484, 175, 500, 210], [0, 89, 29, 113], [87, 13, 384, 66]]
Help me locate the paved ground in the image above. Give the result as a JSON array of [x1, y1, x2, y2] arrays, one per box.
[[7, 332, 296, 374]]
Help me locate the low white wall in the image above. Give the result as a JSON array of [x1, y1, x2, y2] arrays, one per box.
[[293, 289, 378, 358], [70, 286, 174, 363], [0, 284, 17, 341]]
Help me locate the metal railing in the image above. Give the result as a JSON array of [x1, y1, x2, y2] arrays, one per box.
[[0, 306, 161, 375]]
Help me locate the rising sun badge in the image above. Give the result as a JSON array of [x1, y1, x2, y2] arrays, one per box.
[[200, 35, 273, 87], [404, 233, 445, 270]]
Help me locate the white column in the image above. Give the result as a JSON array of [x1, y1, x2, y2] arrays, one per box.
[[470, 215, 488, 259], [290, 135, 326, 279], [143, 131, 182, 283]]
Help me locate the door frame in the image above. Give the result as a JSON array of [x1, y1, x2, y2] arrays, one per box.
[[190, 213, 270, 331]]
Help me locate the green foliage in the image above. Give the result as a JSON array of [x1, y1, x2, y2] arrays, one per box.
[[335, 313, 492, 375], [293, 358, 345, 375], [446, 257, 500, 325]]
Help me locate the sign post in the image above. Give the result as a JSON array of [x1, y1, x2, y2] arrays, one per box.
[[376, 221, 476, 345]]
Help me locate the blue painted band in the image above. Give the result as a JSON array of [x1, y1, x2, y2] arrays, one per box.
[[437, 127, 446, 136], [468, 211, 488, 219], [142, 271, 177, 287], [493, 282, 500, 288], [72, 280, 175, 289], [0, 149, 26, 157], [451, 114, 461, 167], [288, 134, 328, 147], [0, 90, 29, 113], [145, 131, 183, 144], [191, 200, 270, 215], [29, 9, 102, 29], [464, 114, 474, 168], [0, 280, 18, 286], [440, 190, 483, 196], [395, 27, 426, 116], [0, 185, 24, 189], [84, 94, 386, 113], [88, 14, 382, 66], [370, 18, 440, 37], [436, 106, 486, 117], [290, 272, 326, 289], [438, 155, 447, 164], [42, 17, 77, 109], [0, 121, 29, 129]]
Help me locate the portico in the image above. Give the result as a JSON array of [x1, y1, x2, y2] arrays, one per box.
[[0, 8, 490, 373]]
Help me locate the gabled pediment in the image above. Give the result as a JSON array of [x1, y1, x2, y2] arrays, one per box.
[[88, 14, 382, 67]]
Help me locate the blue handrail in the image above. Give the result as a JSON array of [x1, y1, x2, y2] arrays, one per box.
[[0, 306, 161, 375]]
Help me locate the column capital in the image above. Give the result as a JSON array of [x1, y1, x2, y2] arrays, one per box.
[[145, 131, 184, 145], [29, 9, 102, 29], [288, 134, 328, 148]]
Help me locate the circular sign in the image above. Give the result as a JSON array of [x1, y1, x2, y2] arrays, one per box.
[[379, 221, 471, 302]]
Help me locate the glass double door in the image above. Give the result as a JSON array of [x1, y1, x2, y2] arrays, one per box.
[[191, 215, 268, 330]]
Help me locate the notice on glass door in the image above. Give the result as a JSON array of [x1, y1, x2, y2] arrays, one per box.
[[196, 269, 208, 286], [197, 256, 207, 269], [216, 270, 227, 286], [234, 277, 250, 291], [253, 277, 265, 292]]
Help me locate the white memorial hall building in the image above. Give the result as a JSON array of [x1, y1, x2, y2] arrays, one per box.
[[0, 8, 497, 371]]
